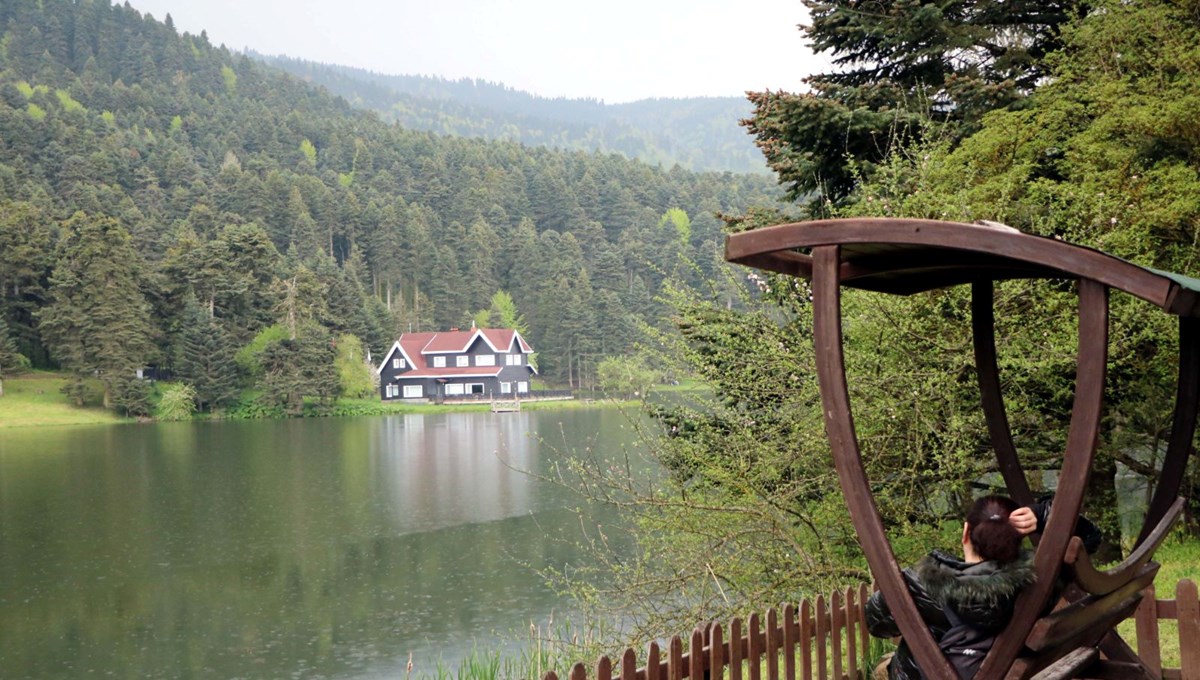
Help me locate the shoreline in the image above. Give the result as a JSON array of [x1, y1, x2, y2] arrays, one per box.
[[0, 372, 632, 429]]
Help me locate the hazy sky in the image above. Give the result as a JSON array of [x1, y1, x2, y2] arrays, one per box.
[[124, 0, 829, 103]]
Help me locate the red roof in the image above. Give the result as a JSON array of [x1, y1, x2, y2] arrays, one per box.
[[377, 328, 533, 376]]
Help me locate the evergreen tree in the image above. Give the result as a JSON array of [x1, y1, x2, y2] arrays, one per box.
[[258, 322, 339, 415], [175, 297, 240, 412], [746, 0, 1083, 205], [38, 211, 156, 409]]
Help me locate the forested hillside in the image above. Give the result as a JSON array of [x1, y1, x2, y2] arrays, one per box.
[[257, 55, 768, 175], [0, 0, 783, 414]]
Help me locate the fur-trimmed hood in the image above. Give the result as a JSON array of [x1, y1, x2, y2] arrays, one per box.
[[915, 550, 1035, 631]]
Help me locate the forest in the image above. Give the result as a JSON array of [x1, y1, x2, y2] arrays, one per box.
[[256, 55, 769, 175], [0, 0, 783, 416]]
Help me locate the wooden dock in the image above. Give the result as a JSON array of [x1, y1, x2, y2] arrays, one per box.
[[490, 397, 520, 413]]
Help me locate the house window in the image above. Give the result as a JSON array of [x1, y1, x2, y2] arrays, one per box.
[[500, 382, 511, 394], [445, 383, 465, 396], [468, 383, 485, 395], [432, 356, 446, 368], [505, 354, 522, 366], [475, 355, 495, 367], [517, 381, 529, 393], [385, 384, 397, 398], [403, 385, 423, 398], [392, 357, 405, 369], [456, 355, 469, 367]]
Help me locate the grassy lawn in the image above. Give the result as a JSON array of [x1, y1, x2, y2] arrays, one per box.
[[0, 371, 123, 428]]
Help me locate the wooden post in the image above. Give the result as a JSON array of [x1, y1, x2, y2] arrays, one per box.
[[978, 280, 1109, 680], [749, 612, 762, 680], [845, 586, 858, 680], [731, 617, 743, 680], [1134, 584, 1162, 677], [784, 604, 797, 680], [810, 246, 957, 678], [691, 628, 706, 680], [767, 608, 780, 680], [598, 656, 612, 680], [800, 599, 814, 680], [831, 590, 844, 680], [710, 622, 725, 680], [669, 636, 684, 680], [1179, 579, 1200, 680], [815, 595, 828, 680], [621, 648, 637, 680], [971, 280, 1035, 507]]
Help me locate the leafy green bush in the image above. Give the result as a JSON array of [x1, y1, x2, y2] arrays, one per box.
[[156, 383, 197, 421], [334, 334, 375, 398]]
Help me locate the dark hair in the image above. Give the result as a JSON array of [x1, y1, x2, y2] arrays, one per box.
[[966, 495, 1022, 563]]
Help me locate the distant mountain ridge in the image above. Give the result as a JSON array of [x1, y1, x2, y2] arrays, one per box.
[[254, 54, 769, 175]]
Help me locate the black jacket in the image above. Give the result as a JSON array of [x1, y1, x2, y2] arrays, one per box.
[[865, 551, 1036, 680]]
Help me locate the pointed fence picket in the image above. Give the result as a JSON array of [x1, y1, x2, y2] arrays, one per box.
[[544, 584, 874, 680]]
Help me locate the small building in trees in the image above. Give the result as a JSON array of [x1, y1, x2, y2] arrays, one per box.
[[376, 327, 536, 401]]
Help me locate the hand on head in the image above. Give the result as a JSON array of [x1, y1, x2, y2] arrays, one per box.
[[1009, 506, 1037, 536]]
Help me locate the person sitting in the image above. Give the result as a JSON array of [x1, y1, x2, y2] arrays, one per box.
[[866, 495, 1037, 680]]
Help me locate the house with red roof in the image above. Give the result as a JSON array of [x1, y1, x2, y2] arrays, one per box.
[[376, 327, 536, 401]]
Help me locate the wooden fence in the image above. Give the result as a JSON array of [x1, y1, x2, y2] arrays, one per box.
[[546, 578, 1200, 680], [545, 584, 873, 680], [1134, 578, 1200, 680]]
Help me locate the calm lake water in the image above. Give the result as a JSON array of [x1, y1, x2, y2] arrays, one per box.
[[0, 410, 642, 679]]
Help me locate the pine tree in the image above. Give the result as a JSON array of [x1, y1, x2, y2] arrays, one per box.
[[175, 297, 240, 412], [38, 212, 156, 409], [746, 0, 1083, 205]]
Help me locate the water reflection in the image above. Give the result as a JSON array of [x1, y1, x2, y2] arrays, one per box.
[[0, 410, 637, 679]]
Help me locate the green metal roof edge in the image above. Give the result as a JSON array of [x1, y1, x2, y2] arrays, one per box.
[[1147, 266, 1200, 294]]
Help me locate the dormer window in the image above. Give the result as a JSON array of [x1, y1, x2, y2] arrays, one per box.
[[506, 354, 522, 366], [392, 358, 405, 369], [456, 356, 469, 367], [432, 356, 446, 368]]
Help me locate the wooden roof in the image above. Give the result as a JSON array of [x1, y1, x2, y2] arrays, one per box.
[[725, 218, 1200, 316]]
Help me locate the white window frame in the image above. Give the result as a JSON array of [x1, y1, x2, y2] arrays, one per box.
[[467, 383, 485, 395], [386, 384, 397, 398], [392, 357, 405, 369], [445, 383, 465, 396], [456, 355, 469, 367], [403, 384, 423, 399], [517, 381, 529, 394], [432, 356, 446, 368], [475, 355, 496, 367], [500, 382, 511, 394], [506, 354, 521, 366]]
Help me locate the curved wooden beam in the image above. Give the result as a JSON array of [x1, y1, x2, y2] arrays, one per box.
[[1066, 496, 1183, 596], [810, 246, 958, 679], [978, 280, 1109, 680], [725, 219, 1186, 312], [1139, 316, 1200, 546], [971, 281, 1035, 507]]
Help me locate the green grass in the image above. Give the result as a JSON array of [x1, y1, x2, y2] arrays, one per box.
[[0, 369, 631, 428], [0, 371, 124, 428]]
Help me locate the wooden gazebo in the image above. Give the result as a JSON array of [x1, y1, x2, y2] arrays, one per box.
[[725, 218, 1197, 680]]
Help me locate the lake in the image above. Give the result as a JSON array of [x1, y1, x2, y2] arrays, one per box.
[[0, 409, 642, 679]]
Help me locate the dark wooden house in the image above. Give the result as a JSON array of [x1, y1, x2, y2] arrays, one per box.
[[376, 327, 536, 401]]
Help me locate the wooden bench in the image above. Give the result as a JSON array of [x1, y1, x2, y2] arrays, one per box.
[[1005, 497, 1186, 680]]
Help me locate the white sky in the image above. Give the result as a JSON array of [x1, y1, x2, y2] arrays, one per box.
[[125, 0, 829, 104]]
